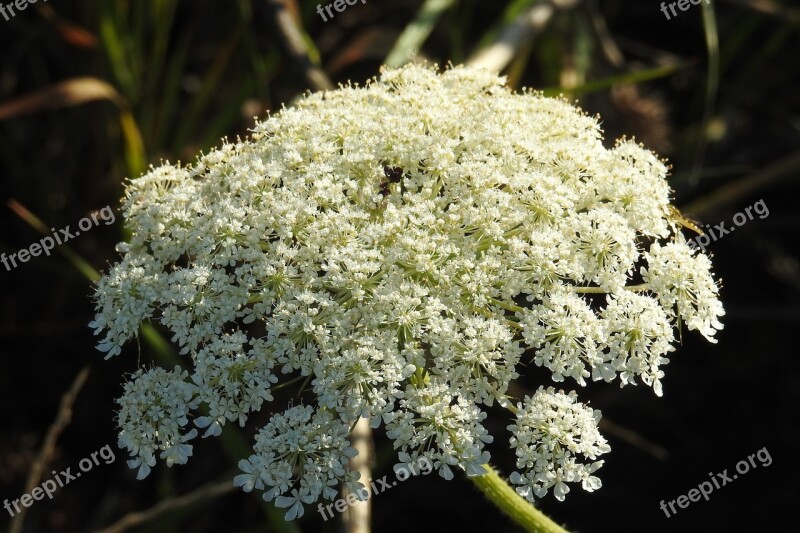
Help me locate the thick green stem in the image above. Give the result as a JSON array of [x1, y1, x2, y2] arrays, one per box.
[[469, 464, 568, 533]]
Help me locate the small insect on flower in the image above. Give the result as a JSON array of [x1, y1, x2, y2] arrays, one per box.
[[668, 205, 704, 235], [380, 165, 405, 198]]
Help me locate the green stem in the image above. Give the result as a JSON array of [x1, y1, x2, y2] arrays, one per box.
[[469, 464, 568, 533]]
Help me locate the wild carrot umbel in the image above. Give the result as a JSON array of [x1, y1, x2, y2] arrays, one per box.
[[91, 64, 724, 521]]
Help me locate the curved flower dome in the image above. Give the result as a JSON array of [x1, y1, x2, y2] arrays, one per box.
[[91, 64, 724, 518]]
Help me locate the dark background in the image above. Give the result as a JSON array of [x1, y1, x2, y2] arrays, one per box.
[[1, 1, 798, 532]]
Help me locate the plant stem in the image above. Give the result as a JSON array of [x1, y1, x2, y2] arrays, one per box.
[[469, 464, 568, 533]]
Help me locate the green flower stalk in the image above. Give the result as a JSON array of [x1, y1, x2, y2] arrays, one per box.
[[91, 64, 723, 526]]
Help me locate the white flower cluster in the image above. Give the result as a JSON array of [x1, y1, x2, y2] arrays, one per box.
[[508, 388, 610, 502], [116, 367, 200, 480], [385, 378, 494, 480], [234, 405, 362, 519], [92, 64, 724, 515]]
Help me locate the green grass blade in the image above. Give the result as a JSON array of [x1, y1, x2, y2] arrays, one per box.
[[689, 0, 720, 183], [474, 0, 541, 51], [98, 4, 136, 99], [385, 0, 455, 68], [540, 62, 689, 97], [172, 29, 242, 152]]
